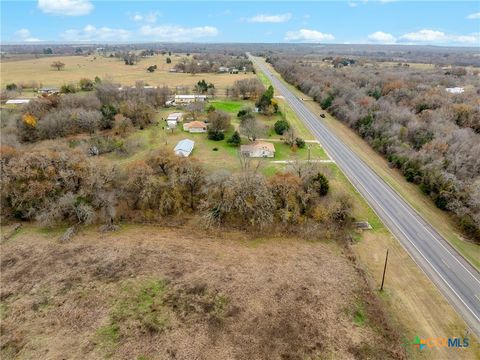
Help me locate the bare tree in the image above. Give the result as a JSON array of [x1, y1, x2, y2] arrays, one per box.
[[50, 61, 65, 71]]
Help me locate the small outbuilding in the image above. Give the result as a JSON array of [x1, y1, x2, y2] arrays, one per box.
[[166, 112, 183, 128], [240, 141, 275, 158], [174, 139, 195, 157], [38, 87, 59, 94], [5, 99, 31, 105], [445, 87, 464, 94], [183, 121, 208, 133]]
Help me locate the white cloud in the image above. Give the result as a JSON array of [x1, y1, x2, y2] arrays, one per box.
[[38, 0, 93, 16], [467, 12, 480, 19], [348, 2, 358, 7], [132, 11, 160, 23], [14, 28, 42, 42], [399, 29, 480, 44], [367, 31, 396, 43], [450, 33, 480, 44], [249, 13, 292, 23], [400, 29, 446, 42], [139, 25, 219, 41], [61, 25, 131, 41], [284, 29, 335, 42]]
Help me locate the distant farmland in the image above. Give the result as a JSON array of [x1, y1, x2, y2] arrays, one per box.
[[0, 54, 256, 94]]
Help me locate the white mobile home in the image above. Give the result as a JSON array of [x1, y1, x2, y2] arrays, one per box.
[[174, 94, 207, 104]]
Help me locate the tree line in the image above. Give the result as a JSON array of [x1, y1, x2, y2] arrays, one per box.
[[268, 55, 480, 241], [0, 146, 351, 238], [13, 82, 170, 143]]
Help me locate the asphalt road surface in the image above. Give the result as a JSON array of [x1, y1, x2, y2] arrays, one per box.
[[248, 54, 480, 337]]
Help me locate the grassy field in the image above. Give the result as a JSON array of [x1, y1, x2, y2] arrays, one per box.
[[0, 54, 256, 94], [252, 57, 480, 359], [0, 222, 403, 359]]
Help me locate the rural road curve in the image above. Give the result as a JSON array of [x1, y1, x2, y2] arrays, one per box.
[[248, 54, 480, 337]]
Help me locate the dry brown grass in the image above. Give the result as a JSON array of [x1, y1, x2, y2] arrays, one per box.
[[0, 223, 404, 360], [0, 54, 256, 94]]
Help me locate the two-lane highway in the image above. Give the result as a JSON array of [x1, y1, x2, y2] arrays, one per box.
[[248, 54, 480, 336]]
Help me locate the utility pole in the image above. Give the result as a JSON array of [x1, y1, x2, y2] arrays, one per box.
[[380, 249, 389, 292], [307, 144, 311, 162]]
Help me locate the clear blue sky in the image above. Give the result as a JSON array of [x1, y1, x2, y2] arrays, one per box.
[[1, 1, 479, 46]]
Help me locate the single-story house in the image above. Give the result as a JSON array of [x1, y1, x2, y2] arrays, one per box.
[[229, 68, 239, 74], [5, 99, 31, 105], [218, 66, 229, 73], [38, 87, 59, 94], [240, 141, 275, 158], [165, 100, 175, 107], [183, 121, 208, 133], [174, 139, 195, 157], [167, 112, 183, 128], [175, 94, 207, 104], [445, 87, 464, 94]]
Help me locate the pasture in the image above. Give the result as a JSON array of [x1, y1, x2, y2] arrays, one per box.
[[0, 54, 256, 94]]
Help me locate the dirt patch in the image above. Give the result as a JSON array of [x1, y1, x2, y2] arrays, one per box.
[[0, 224, 405, 359]]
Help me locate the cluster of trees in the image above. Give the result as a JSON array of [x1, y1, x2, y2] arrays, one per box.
[[174, 54, 253, 74], [206, 110, 230, 141], [237, 107, 266, 141], [1, 146, 351, 235], [229, 78, 265, 100], [269, 55, 480, 240], [123, 53, 139, 65], [15, 82, 170, 142], [194, 79, 215, 94], [256, 85, 278, 115]]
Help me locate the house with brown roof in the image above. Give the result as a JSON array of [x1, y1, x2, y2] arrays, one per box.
[[240, 141, 275, 158], [183, 121, 207, 133]]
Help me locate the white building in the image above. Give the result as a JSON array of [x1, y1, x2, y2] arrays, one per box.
[[38, 87, 59, 94], [240, 141, 275, 158], [166, 112, 183, 129], [174, 139, 195, 157], [445, 87, 464, 94], [174, 94, 207, 104], [5, 99, 31, 105]]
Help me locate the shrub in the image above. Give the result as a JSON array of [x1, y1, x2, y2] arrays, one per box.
[[274, 119, 290, 135], [6, 83, 17, 91], [79, 78, 94, 91], [60, 83, 77, 94], [100, 104, 118, 130], [311, 173, 330, 196], [208, 129, 225, 141], [227, 131, 241, 146], [147, 65, 157, 73], [295, 138, 306, 148], [320, 94, 334, 110]]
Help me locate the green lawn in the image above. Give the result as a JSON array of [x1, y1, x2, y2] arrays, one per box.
[[209, 99, 252, 113]]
